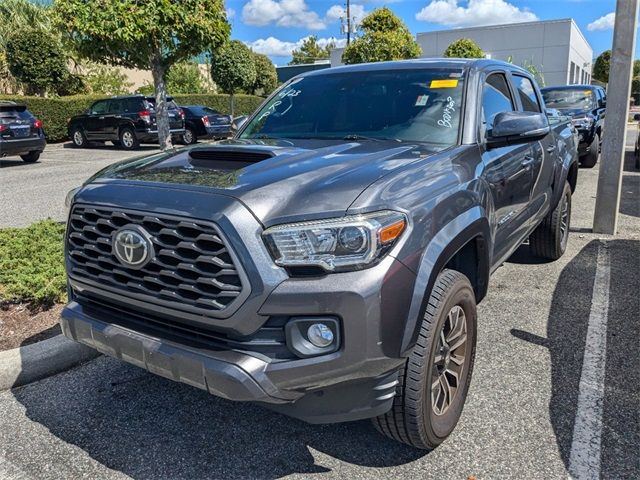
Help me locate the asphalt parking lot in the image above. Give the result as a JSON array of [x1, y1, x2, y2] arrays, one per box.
[[0, 135, 638, 479]]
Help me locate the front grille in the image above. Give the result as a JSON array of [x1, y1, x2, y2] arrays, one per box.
[[67, 205, 249, 318]]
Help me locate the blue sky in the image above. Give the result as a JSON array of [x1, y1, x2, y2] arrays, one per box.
[[225, 0, 639, 65]]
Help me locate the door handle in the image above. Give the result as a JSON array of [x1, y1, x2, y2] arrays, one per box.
[[522, 157, 535, 170], [546, 145, 557, 153]]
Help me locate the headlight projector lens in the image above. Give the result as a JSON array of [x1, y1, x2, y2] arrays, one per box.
[[338, 226, 367, 252], [307, 323, 335, 348]]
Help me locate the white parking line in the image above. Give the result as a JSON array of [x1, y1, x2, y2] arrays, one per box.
[[568, 242, 610, 480]]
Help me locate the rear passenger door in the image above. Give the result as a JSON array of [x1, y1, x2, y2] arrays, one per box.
[[479, 72, 534, 263], [511, 74, 555, 208]]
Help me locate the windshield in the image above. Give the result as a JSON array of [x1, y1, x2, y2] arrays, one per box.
[[542, 89, 595, 111], [240, 68, 465, 148]]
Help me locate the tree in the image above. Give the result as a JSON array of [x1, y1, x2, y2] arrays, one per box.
[[342, 7, 421, 65], [251, 52, 278, 96], [166, 61, 211, 94], [211, 40, 256, 116], [5, 27, 68, 96], [289, 36, 333, 65], [443, 38, 484, 59], [593, 50, 611, 83], [54, 0, 229, 150], [85, 64, 133, 96], [0, 0, 51, 48]]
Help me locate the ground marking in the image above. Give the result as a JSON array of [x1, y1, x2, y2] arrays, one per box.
[[568, 241, 610, 480]]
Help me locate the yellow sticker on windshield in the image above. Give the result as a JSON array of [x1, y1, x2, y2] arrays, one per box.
[[431, 79, 459, 89]]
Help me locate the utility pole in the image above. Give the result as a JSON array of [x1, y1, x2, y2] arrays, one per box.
[[346, 0, 351, 45], [593, 0, 639, 234]]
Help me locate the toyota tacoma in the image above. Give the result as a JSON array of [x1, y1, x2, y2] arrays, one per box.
[[61, 59, 578, 449]]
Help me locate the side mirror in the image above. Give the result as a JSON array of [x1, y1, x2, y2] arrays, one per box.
[[599, 99, 607, 108], [232, 115, 248, 131], [487, 111, 550, 149]]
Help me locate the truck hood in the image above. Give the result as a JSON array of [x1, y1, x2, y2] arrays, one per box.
[[87, 139, 439, 226]]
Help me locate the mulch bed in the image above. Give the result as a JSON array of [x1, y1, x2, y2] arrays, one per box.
[[0, 303, 63, 351]]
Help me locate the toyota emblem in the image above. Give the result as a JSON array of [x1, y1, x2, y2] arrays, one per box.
[[113, 226, 154, 268]]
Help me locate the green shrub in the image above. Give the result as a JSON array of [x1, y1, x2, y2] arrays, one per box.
[[0, 220, 67, 308], [0, 93, 264, 142]]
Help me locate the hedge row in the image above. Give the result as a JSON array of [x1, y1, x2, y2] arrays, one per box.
[[0, 93, 265, 143]]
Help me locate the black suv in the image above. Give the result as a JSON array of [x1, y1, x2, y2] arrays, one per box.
[[68, 95, 185, 150], [0, 101, 46, 163], [541, 85, 606, 168], [180, 105, 232, 144]]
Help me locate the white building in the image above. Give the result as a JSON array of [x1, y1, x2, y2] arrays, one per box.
[[330, 19, 593, 87], [416, 19, 592, 86]]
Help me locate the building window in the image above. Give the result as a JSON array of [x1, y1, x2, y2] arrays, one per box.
[[570, 62, 576, 84]]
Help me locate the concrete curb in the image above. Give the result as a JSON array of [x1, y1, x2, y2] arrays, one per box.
[[0, 334, 100, 391]]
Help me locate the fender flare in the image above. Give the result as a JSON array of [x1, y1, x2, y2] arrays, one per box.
[[399, 206, 491, 356]]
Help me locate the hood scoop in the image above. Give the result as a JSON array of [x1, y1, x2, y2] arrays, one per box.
[[188, 147, 274, 165]]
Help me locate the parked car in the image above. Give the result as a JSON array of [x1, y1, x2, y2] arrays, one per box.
[[541, 84, 606, 168], [68, 95, 185, 150], [62, 59, 578, 450], [0, 101, 46, 163], [179, 105, 232, 144]]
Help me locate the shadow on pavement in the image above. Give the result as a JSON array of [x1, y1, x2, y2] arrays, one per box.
[[0, 158, 30, 169], [61, 142, 158, 152], [511, 238, 640, 478], [10, 358, 424, 478]]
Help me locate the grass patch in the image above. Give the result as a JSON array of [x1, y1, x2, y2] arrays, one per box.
[[0, 220, 66, 308]]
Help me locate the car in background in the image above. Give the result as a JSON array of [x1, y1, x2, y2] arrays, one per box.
[[634, 113, 640, 170], [180, 106, 232, 144], [541, 85, 606, 168], [68, 95, 185, 150], [0, 101, 46, 163]]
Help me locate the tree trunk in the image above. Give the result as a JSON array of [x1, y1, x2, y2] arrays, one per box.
[[230, 93, 235, 118], [150, 56, 172, 151]]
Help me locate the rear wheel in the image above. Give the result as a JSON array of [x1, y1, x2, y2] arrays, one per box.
[[71, 128, 87, 148], [580, 133, 599, 168], [530, 181, 572, 260], [373, 269, 477, 450], [119, 127, 139, 150], [181, 127, 197, 145], [20, 151, 40, 163]]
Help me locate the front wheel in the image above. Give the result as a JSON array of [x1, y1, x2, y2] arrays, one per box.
[[580, 133, 599, 168], [530, 181, 572, 260], [373, 269, 477, 450]]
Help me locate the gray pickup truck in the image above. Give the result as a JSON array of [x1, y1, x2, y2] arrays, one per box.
[[62, 59, 578, 449]]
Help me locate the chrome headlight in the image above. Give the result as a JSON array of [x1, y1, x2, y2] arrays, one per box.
[[571, 116, 594, 129], [262, 211, 407, 272]]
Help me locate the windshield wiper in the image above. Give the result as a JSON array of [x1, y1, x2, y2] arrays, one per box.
[[342, 134, 401, 143]]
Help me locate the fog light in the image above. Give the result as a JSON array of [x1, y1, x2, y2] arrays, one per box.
[[307, 323, 334, 347], [285, 317, 340, 358]]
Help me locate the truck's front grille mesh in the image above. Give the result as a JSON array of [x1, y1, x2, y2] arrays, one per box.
[[67, 205, 247, 317]]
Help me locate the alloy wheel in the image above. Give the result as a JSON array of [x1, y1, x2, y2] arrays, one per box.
[[73, 131, 83, 146], [122, 131, 134, 148], [431, 305, 467, 416]]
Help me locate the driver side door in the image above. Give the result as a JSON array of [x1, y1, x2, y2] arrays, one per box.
[[85, 100, 110, 139], [479, 72, 535, 265]]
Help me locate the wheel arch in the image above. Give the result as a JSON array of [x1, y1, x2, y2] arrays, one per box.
[[399, 207, 491, 357]]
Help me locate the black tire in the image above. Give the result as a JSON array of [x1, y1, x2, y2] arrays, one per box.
[[530, 181, 572, 261], [373, 269, 477, 450], [20, 151, 40, 163], [181, 127, 197, 145], [118, 127, 139, 150], [71, 127, 87, 148], [580, 132, 599, 168]]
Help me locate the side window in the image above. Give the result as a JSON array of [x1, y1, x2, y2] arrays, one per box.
[[108, 100, 125, 113], [128, 98, 144, 112], [91, 100, 109, 114], [481, 73, 515, 138], [513, 75, 541, 113]]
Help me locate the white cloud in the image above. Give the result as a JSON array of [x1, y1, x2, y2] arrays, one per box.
[[246, 36, 346, 58], [326, 3, 367, 24], [242, 0, 326, 30], [415, 0, 538, 27], [587, 12, 615, 32], [226, 7, 235, 19]]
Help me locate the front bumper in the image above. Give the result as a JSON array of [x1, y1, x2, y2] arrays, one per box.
[[0, 136, 46, 157], [137, 128, 186, 143], [576, 128, 596, 156]]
